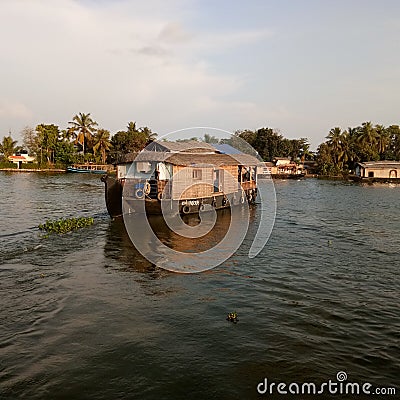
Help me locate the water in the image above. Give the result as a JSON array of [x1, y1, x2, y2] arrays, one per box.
[[0, 172, 399, 399]]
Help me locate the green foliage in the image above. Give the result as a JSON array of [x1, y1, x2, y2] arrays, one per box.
[[203, 133, 219, 143], [38, 217, 94, 234], [316, 122, 400, 176], [226, 312, 239, 323], [54, 141, 78, 166], [93, 129, 112, 164], [0, 135, 18, 157], [68, 112, 98, 154], [109, 121, 157, 163], [236, 128, 310, 161], [0, 162, 17, 169], [35, 124, 60, 164], [20, 163, 40, 169], [15, 116, 158, 168]]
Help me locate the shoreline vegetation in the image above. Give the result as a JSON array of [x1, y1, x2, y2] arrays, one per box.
[[0, 168, 65, 173], [1, 113, 400, 179]]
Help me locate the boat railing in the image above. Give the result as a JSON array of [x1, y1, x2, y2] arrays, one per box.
[[71, 164, 114, 171]]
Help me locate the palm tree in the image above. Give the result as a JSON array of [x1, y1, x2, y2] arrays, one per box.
[[139, 126, 157, 142], [357, 121, 378, 158], [124, 122, 157, 152], [203, 133, 219, 143], [126, 121, 136, 135], [375, 124, 389, 159], [68, 112, 98, 154], [61, 127, 77, 142], [337, 131, 352, 169], [326, 127, 343, 164], [93, 129, 112, 164], [300, 142, 314, 161], [1, 135, 18, 158], [347, 126, 358, 139]]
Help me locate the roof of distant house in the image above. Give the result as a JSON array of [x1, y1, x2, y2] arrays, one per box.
[[8, 155, 26, 160], [357, 161, 400, 168]]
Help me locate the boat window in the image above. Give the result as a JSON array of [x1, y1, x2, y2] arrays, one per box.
[[125, 162, 154, 179], [193, 169, 202, 180], [157, 163, 171, 180], [242, 167, 250, 182], [214, 169, 220, 192], [368, 171, 374, 178], [136, 162, 152, 173]]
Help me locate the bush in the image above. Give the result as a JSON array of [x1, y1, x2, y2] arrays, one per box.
[[0, 162, 17, 169], [20, 163, 40, 169], [38, 217, 94, 234]]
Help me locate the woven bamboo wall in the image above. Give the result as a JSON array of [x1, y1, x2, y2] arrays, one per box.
[[170, 164, 253, 199], [181, 183, 214, 199], [172, 166, 214, 200], [220, 165, 239, 194]]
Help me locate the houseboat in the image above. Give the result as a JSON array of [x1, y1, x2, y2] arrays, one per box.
[[101, 140, 260, 218], [67, 164, 114, 174]]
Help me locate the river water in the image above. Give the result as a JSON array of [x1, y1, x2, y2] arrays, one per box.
[[0, 172, 399, 399]]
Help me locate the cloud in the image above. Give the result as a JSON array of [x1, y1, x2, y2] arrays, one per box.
[[0, 0, 278, 142], [0, 99, 33, 119], [136, 46, 171, 58], [158, 22, 193, 43]]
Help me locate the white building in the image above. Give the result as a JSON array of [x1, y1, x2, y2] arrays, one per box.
[[355, 161, 400, 179], [8, 153, 36, 168]]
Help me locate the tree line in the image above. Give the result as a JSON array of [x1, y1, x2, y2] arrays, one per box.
[[316, 122, 400, 175], [0, 112, 157, 167], [1, 116, 400, 175], [235, 128, 312, 162]]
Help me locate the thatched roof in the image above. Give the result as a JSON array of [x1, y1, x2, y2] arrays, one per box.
[[122, 150, 260, 167], [146, 140, 216, 153]]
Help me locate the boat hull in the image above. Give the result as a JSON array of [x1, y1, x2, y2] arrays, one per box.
[[67, 167, 107, 174], [101, 174, 257, 218], [271, 173, 305, 179], [101, 174, 124, 217]]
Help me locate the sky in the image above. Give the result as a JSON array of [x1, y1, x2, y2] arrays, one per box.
[[1, 0, 400, 149]]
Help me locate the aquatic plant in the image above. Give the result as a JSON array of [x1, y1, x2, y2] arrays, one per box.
[[226, 312, 239, 323], [38, 217, 94, 234]]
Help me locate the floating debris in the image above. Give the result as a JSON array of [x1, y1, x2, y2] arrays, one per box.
[[38, 217, 94, 235], [226, 312, 239, 323]]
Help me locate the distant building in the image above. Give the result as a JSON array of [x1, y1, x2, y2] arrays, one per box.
[[273, 157, 304, 176], [355, 161, 400, 179], [274, 157, 292, 166], [8, 153, 36, 168], [258, 158, 304, 177]]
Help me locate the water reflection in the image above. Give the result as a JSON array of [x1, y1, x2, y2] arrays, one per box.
[[104, 206, 258, 274]]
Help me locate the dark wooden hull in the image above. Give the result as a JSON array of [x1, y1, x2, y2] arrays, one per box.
[[101, 174, 124, 218], [271, 173, 305, 179], [101, 174, 257, 218]]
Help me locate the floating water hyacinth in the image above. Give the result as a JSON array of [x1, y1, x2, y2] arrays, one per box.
[[226, 312, 239, 323], [38, 217, 94, 234]]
